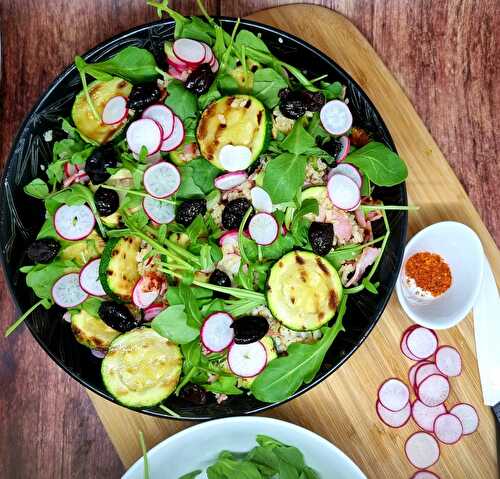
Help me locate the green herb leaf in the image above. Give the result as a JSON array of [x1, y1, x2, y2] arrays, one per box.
[[24, 259, 77, 300], [320, 80, 344, 100], [178, 471, 202, 479], [280, 119, 316, 156], [80, 297, 104, 317], [165, 80, 198, 121], [263, 153, 306, 204], [235, 30, 271, 55], [204, 375, 243, 395], [151, 304, 199, 344], [252, 68, 288, 108], [24, 178, 49, 199]]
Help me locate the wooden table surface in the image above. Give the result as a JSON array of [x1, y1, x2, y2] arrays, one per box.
[[0, 1, 498, 478]]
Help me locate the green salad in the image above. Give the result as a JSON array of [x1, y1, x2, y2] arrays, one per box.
[[6, 0, 410, 409]]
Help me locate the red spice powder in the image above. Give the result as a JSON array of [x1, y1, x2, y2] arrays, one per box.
[[405, 252, 452, 297]]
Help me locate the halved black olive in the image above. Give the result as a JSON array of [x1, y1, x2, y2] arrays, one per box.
[[308, 222, 334, 256], [302, 91, 326, 112], [175, 199, 207, 226], [322, 138, 343, 162], [94, 187, 119, 216], [221, 198, 252, 230], [185, 64, 215, 96], [26, 238, 60, 264], [179, 384, 209, 405], [85, 145, 117, 185], [209, 269, 231, 299], [126, 83, 161, 112], [98, 301, 140, 333], [279, 90, 307, 119], [231, 316, 269, 344]]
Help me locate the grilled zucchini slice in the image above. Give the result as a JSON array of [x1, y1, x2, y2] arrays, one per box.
[[101, 327, 183, 408], [196, 95, 269, 170], [238, 336, 277, 388], [71, 310, 120, 350], [99, 236, 141, 301], [60, 230, 105, 266], [267, 250, 343, 331], [72, 78, 132, 145]]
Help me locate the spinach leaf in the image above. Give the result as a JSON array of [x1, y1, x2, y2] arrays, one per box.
[[345, 141, 408, 186], [203, 375, 243, 395], [235, 30, 271, 55], [178, 472, 202, 479], [251, 295, 347, 402], [25, 259, 77, 300], [300, 467, 321, 479], [280, 119, 316, 156], [307, 112, 329, 142], [80, 297, 103, 317], [198, 81, 221, 110], [217, 73, 240, 95], [320, 80, 344, 100], [252, 68, 287, 108], [165, 80, 198, 121], [177, 159, 219, 198], [24, 179, 49, 199], [180, 16, 214, 44], [263, 153, 306, 204], [152, 304, 199, 344], [207, 457, 262, 479]]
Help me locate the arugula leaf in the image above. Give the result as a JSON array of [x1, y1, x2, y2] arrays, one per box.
[[203, 375, 243, 395], [263, 153, 306, 204], [252, 68, 287, 108], [152, 304, 199, 344], [345, 142, 408, 186], [235, 30, 271, 55], [251, 295, 347, 402], [24, 179, 49, 199], [319, 80, 344, 100], [280, 119, 316, 156], [307, 112, 329, 142], [290, 198, 318, 246], [164, 80, 198, 121], [178, 283, 204, 327]]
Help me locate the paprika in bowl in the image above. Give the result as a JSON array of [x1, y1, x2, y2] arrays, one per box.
[[396, 222, 484, 329]]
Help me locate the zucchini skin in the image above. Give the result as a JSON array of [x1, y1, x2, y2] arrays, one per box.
[[71, 309, 120, 350]]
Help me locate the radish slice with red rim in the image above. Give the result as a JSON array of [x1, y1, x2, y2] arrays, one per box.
[[202, 42, 214, 64], [143, 196, 175, 224], [408, 361, 429, 390], [435, 345, 462, 377], [79, 258, 106, 296], [401, 330, 422, 361], [327, 163, 362, 188], [52, 273, 88, 308], [126, 118, 163, 155], [327, 173, 361, 211], [143, 304, 165, 322], [102, 96, 128, 125], [160, 116, 185, 152], [449, 403, 479, 435], [250, 186, 273, 213], [405, 432, 440, 469], [378, 378, 410, 412], [320, 100, 353, 136], [143, 161, 181, 199], [219, 229, 239, 248], [376, 400, 411, 428], [433, 413, 463, 444], [132, 278, 160, 309], [336, 135, 350, 162], [64, 162, 79, 177], [219, 144, 252, 171], [214, 171, 248, 191], [54, 204, 95, 241], [406, 327, 438, 359], [411, 399, 446, 432], [248, 212, 279, 246], [228, 341, 267, 377], [415, 362, 441, 387], [142, 104, 175, 140], [411, 472, 440, 479], [173, 38, 205, 65], [201, 312, 234, 352], [210, 57, 219, 73], [417, 374, 450, 407]]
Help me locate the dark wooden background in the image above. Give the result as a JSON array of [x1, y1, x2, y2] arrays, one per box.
[[0, 1, 498, 477]]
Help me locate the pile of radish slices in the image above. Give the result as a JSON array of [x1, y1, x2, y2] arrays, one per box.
[[376, 325, 479, 476], [166, 38, 219, 81]]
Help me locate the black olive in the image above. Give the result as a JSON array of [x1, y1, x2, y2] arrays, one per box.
[[231, 316, 269, 344], [308, 222, 334, 256], [85, 145, 118, 185], [98, 301, 140, 333], [209, 269, 231, 299], [302, 91, 326, 112], [126, 83, 161, 112], [175, 199, 207, 226], [221, 198, 253, 230], [179, 384, 209, 405], [322, 138, 343, 162], [279, 89, 307, 119], [26, 238, 60, 264], [185, 64, 215, 96], [94, 187, 119, 216]]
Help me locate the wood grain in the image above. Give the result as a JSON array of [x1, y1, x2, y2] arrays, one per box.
[[0, 1, 498, 478]]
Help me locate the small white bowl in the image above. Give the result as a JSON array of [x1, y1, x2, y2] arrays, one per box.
[[396, 221, 484, 329]]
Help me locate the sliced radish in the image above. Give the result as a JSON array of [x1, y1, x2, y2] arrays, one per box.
[[214, 171, 248, 191], [405, 432, 440, 469], [327, 173, 361, 211], [201, 43, 214, 64], [64, 162, 78, 177], [126, 118, 163, 155], [143, 161, 180, 199], [210, 57, 219, 73], [52, 273, 88, 308], [449, 403, 479, 435], [54, 204, 95, 241], [408, 361, 429, 390], [378, 378, 410, 412], [165, 43, 190, 70], [433, 413, 463, 444], [219, 230, 239, 248], [143, 195, 175, 224], [320, 100, 353, 136], [132, 151, 162, 163], [406, 327, 438, 359], [328, 163, 362, 188], [142, 104, 175, 140], [173, 38, 205, 65], [228, 341, 267, 377], [250, 186, 273, 213], [75, 172, 90, 184], [160, 116, 185, 152], [219, 144, 252, 171], [168, 65, 190, 82], [143, 304, 165, 322], [336, 135, 350, 162], [132, 278, 160, 309], [415, 362, 441, 387], [201, 312, 234, 352], [102, 96, 128, 125], [411, 399, 446, 432], [402, 335, 421, 361], [435, 345, 462, 377], [376, 400, 411, 428], [79, 258, 106, 296], [417, 374, 450, 407], [62, 311, 72, 323], [411, 472, 440, 479], [248, 212, 279, 246]]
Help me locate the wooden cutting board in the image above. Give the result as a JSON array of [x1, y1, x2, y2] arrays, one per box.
[[88, 5, 499, 477]]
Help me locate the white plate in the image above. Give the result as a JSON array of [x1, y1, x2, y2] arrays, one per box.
[[123, 416, 366, 479]]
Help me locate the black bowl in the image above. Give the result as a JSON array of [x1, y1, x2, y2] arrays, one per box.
[[0, 18, 407, 420]]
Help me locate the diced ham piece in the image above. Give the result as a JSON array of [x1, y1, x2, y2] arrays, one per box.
[[332, 210, 352, 243], [345, 247, 380, 287]]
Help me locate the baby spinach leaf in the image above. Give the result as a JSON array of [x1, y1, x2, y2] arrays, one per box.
[[24, 179, 49, 199], [300, 466, 321, 479], [177, 158, 219, 198], [165, 80, 198, 121], [179, 16, 214, 44], [178, 472, 202, 479], [252, 68, 288, 108], [203, 375, 243, 395], [235, 30, 271, 55], [320, 80, 344, 100], [263, 153, 306, 204], [198, 81, 221, 110], [217, 74, 240, 95], [152, 304, 199, 344], [25, 259, 77, 300], [280, 119, 316, 156], [207, 457, 262, 479], [345, 142, 408, 186]]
